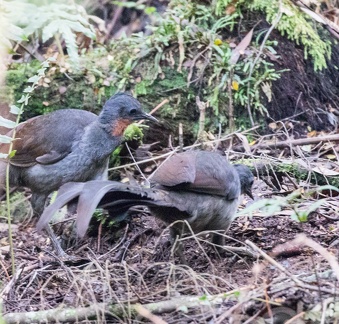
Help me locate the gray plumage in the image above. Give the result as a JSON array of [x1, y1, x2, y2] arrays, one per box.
[[0, 93, 156, 216]]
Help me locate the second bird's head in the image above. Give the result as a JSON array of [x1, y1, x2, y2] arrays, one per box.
[[233, 164, 254, 199], [99, 93, 158, 136]]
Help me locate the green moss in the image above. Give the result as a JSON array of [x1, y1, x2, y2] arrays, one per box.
[[124, 124, 144, 142], [245, 0, 331, 71]]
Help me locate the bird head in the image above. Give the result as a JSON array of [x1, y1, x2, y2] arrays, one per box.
[[233, 164, 254, 199], [99, 93, 158, 136]]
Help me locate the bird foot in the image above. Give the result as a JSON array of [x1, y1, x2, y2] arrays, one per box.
[[45, 224, 69, 258]]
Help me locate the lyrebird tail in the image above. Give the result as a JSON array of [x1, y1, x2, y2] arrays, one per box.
[[37, 180, 173, 237]]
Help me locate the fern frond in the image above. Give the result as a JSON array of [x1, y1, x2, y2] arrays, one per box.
[[0, 1, 25, 52], [7, 2, 96, 67]]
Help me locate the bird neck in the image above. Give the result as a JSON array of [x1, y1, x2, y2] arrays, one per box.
[[100, 118, 132, 137], [79, 121, 124, 158]]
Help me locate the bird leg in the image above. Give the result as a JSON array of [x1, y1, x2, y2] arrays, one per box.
[[169, 226, 187, 265], [44, 224, 68, 257], [211, 232, 226, 254]]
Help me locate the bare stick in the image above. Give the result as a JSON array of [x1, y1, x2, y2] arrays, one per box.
[[178, 123, 184, 152], [246, 0, 283, 127], [138, 99, 169, 125], [108, 125, 260, 172], [196, 96, 206, 140], [2, 289, 248, 324], [249, 133, 339, 151], [293, 234, 339, 281]]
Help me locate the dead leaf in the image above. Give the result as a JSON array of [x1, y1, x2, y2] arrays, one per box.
[[301, 145, 312, 152], [177, 30, 185, 72], [0, 245, 10, 253], [229, 28, 254, 65], [307, 130, 318, 137], [225, 5, 236, 15], [269, 122, 277, 130], [261, 82, 272, 102], [312, 166, 339, 176], [0, 223, 18, 232], [234, 133, 251, 154], [325, 154, 337, 160], [300, 6, 327, 24]]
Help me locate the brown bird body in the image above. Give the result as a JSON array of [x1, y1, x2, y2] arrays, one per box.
[[37, 151, 254, 260]]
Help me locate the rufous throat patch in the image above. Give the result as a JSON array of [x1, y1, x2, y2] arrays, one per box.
[[111, 118, 131, 136]]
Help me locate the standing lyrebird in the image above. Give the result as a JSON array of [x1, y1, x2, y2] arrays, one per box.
[[0, 93, 157, 255]]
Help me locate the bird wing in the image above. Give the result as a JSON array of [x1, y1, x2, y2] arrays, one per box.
[[151, 151, 240, 198], [193, 152, 240, 199], [150, 152, 197, 186], [0, 109, 97, 167]]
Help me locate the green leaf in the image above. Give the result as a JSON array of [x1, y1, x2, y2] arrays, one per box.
[[212, 44, 225, 57], [64, 20, 95, 39], [37, 68, 47, 75], [0, 135, 13, 144], [0, 117, 16, 129], [41, 20, 60, 42], [27, 75, 40, 83], [17, 95, 26, 104], [23, 86, 34, 93], [8, 150, 17, 158], [291, 211, 308, 223], [145, 7, 156, 15], [233, 290, 240, 297], [10, 105, 21, 115], [24, 95, 31, 105], [113, 1, 141, 8], [59, 24, 79, 66]]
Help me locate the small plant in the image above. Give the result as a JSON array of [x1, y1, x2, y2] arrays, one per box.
[[238, 185, 339, 223], [1, 58, 55, 274], [2, 0, 96, 67], [245, 0, 331, 71]]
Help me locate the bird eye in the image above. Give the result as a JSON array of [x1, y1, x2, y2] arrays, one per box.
[[129, 108, 137, 115]]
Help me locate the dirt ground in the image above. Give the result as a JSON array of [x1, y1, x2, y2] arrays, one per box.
[[1, 153, 339, 323]]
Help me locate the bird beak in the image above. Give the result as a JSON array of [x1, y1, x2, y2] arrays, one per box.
[[245, 188, 254, 200], [138, 112, 158, 123]]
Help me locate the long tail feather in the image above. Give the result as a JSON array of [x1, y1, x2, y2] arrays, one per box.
[[76, 180, 130, 237], [36, 182, 86, 231]]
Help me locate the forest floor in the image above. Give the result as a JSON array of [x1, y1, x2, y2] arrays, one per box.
[[1, 135, 339, 324]]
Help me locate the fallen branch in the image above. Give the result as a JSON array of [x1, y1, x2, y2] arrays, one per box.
[[2, 290, 244, 324], [234, 134, 339, 152], [247, 157, 339, 189]]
